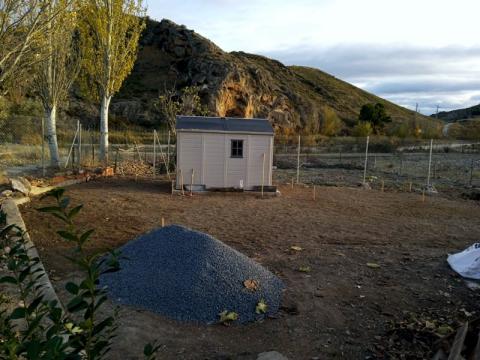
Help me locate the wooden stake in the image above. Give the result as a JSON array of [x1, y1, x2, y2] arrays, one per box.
[[291, 177, 294, 189], [190, 169, 194, 196], [409, 182, 412, 192], [114, 147, 119, 174], [161, 217, 165, 227], [171, 180, 174, 195], [313, 185, 316, 200], [422, 190, 425, 202], [261, 153, 266, 197], [180, 170, 185, 196], [381, 180, 385, 192]]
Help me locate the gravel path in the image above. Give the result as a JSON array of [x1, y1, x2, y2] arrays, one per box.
[[100, 225, 284, 324]]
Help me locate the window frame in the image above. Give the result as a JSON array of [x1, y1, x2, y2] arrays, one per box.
[[230, 139, 244, 158]]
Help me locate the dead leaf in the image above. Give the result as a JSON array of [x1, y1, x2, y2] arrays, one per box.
[[256, 299, 268, 314], [290, 246, 303, 251], [298, 266, 311, 273], [425, 320, 436, 329], [219, 310, 238, 324], [366, 262, 381, 269], [243, 279, 259, 291], [435, 324, 454, 336]]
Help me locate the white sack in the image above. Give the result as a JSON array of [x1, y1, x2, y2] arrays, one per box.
[[447, 243, 480, 280]]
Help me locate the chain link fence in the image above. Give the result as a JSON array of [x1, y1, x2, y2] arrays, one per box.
[[1, 120, 479, 194], [273, 135, 480, 193]]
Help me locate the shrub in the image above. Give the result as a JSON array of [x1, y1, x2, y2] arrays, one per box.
[[359, 103, 392, 134], [352, 121, 373, 137], [319, 106, 343, 136]]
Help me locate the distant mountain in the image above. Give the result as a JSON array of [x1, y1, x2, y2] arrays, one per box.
[[72, 18, 439, 134], [433, 104, 480, 122]]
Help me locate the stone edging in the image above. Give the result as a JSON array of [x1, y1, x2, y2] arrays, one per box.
[[0, 177, 88, 310], [2, 199, 63, 308]]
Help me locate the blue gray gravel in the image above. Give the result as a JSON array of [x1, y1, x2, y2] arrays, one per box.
[[99, 225, 285, 324]]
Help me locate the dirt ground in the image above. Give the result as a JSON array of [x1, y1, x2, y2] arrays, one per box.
[[20, 177, 480, 359]]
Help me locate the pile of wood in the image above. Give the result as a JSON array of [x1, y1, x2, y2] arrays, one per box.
[[115, 160, 153, 177]]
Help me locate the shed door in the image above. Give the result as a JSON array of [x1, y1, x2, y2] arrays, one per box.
[[203, 134, 225, 188], [178, 133, 203, 185]]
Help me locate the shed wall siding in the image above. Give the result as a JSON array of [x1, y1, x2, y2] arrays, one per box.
[[177, 131, 273, 190], [246, 135, 272, 187]]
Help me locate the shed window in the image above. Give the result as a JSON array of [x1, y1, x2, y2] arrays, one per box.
[[231, 140, 244, 158]]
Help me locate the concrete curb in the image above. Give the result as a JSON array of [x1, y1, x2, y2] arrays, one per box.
[[0, 177, 88, 309], [2, 199, 63, 308]]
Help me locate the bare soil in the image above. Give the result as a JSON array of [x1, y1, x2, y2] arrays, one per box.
[[20, 177, 480, 359]]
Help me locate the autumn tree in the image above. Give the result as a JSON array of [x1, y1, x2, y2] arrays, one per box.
[[319, 105, 342, 136], [34, 0, 80, 167], [78, 0, 145, 161], [0, 1, 69, 92]]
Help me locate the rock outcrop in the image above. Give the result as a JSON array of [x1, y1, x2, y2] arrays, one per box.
[[74, 18, 436, 133]]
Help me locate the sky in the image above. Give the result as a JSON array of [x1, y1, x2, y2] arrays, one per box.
[[147, 0, 480, 115]]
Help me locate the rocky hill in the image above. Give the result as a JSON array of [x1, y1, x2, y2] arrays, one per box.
[[73, 18, 438, 134]]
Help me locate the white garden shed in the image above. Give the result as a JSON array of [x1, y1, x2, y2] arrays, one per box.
[[176, 116, 274, 191]]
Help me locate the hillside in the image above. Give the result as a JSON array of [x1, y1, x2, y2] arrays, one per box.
[[72, 18, 438, 134], [434, 103, 480, 122]]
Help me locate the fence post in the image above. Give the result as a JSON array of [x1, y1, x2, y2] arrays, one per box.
[[399, 154, 403, 176], [167, 130, 171, 172], [153, 130, 156, 177], [426, 139, 433, 188], [91, 129, 95, 166], [78, 121, 82, 168], [64, 124, 79, 169], [154, 130, 171, 179], [296, 135, 300, 184], [363, 136, 370, 184], [41, 117, 46, 176], [469, 159, 474, 187]]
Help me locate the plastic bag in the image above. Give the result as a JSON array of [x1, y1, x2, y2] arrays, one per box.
[[447, 243, 480, 280]]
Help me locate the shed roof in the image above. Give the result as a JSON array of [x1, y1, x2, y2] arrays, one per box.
[[176, 116, 274, 134]]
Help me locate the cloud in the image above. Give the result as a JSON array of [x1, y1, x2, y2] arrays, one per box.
[[263, 45, 480, 114], [146, 1, 480, 115]]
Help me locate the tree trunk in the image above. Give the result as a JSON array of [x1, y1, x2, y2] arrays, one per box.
[[45, 105, 60, 168], [99, 95, 111, 162]]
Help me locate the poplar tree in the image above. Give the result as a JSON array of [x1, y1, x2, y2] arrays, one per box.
[[0, 0, 55, 91], [35, 0, 80, 167], [78, 0, 145, 161]]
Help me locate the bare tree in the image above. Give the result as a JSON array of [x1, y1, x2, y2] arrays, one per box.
[[155, 84, 209, 134], [34, 0, 80, 167], [156, 84, 180, 133]]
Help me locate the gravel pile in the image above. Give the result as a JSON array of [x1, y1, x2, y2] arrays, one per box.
[[100, 225, 284, 324]]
